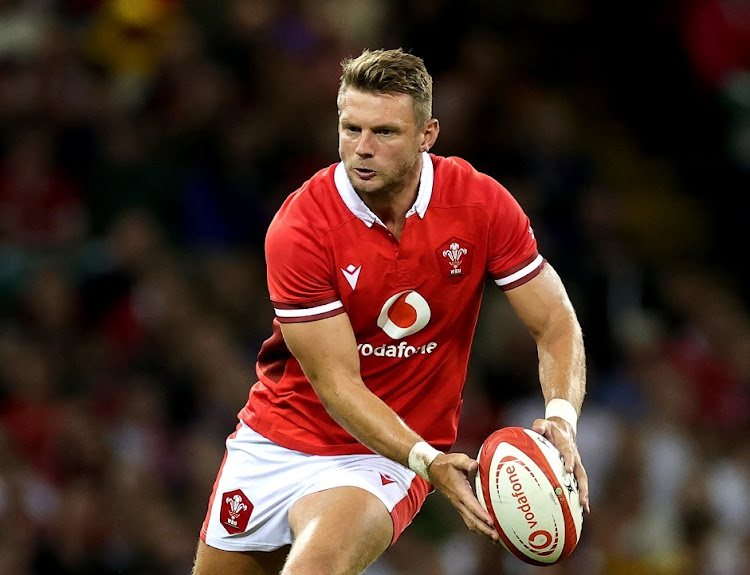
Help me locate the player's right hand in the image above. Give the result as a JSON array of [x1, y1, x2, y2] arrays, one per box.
[[428, 452, 500, 542]]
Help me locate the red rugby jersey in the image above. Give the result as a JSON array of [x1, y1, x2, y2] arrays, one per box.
[[240, 153, 545, 455]]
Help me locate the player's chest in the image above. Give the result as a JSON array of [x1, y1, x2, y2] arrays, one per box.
[[330, 214, 488, 312]]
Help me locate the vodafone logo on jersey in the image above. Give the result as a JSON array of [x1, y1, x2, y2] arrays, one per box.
[[358, 290, 437, 359], [377, 290, 431, 339]]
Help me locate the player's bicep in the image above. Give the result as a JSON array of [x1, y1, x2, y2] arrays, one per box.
[[280, 312, 362, 390], [504, 264, 578, 339]]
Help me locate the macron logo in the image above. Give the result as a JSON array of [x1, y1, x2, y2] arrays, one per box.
[[379, 473, 395, 486], [341, 264, 361, 290]]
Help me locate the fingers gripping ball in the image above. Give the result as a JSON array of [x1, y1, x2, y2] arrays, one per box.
[[475, 427, 583, 566]]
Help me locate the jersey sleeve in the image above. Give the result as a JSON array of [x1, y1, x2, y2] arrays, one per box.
[[486, 182, 546, 291], [265, 203, 345, 323]]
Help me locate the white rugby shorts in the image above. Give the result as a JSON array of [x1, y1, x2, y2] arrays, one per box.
[[200, 421, 431, 552]]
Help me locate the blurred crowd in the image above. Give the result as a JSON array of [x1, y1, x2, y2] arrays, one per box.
[[0, 1, 748, 574]]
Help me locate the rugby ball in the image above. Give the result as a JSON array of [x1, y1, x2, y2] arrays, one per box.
[[475, 427, 583, 566]]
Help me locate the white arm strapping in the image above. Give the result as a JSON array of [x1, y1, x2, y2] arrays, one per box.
[[407, 441, 442, 481], [545, 398, 578, 435]]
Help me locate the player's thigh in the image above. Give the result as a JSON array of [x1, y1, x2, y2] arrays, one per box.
[[192, 539, 289, 575], [283, 486, 394, 575]]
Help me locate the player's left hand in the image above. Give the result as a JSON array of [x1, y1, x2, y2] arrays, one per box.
[[532, 417, 590, 514]]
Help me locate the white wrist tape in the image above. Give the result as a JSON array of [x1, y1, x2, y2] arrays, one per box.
[[545, 398, 578, 435], [408, 441, 442, 481]]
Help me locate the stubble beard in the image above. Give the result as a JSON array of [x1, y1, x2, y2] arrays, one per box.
[[348, 154, 420, 202]]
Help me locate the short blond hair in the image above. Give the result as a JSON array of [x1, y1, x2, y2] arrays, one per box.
[[338, 48, 433, 126]]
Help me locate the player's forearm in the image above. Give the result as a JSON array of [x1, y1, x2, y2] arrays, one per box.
[[536, 312, 586, 414], [312, 374, 424, 468], [280, 315, 437, 471]]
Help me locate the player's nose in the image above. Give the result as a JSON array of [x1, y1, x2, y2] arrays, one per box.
[[355, 131, 375, 156]]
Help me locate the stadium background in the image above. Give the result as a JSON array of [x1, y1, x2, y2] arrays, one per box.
[[0, 0, 748, 573]]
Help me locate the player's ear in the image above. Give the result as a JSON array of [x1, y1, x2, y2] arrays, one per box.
[[420, 118, 439, 153]]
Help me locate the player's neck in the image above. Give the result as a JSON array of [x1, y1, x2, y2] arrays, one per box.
[[362, 163, 421, 241], [363, 185, 417, 241]]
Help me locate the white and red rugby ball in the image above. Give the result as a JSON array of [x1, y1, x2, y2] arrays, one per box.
[[475, 427, 583, 566]]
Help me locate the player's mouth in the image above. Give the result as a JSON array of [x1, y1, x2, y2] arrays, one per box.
[[353, 168, 376, 180]]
